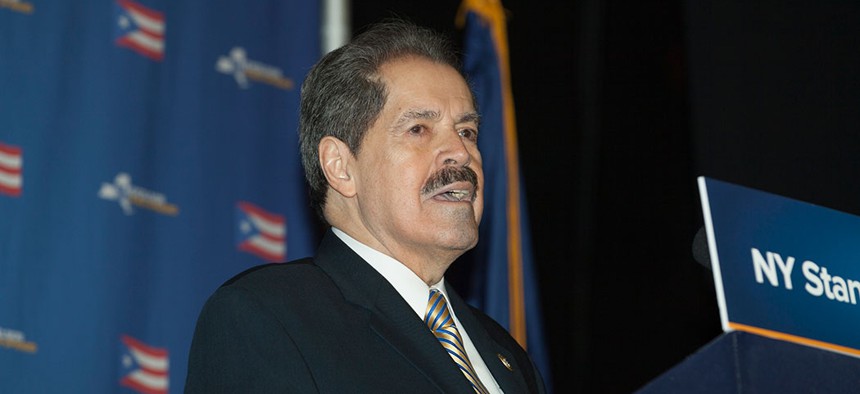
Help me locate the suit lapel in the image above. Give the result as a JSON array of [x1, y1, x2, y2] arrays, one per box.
[[446, 284, 531, 393], [314, 230, 475, 394]]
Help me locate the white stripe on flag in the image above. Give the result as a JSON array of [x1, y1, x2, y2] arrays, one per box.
[[130, 348, 169, 372], [249, 236, 284, 257], [0, 171, 21, 188], [128, 9, 164, 35], [0, 151, 21, 169], [249, 214, 285, 238], [127, 31, 163, 53], [127, 370, 168, 390]]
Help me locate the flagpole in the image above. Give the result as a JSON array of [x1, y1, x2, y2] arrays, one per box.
[[322, 0, 350, 55]]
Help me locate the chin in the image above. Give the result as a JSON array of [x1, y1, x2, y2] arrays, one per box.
[[438, 226, 479, 251], [426, 209, 479, 247]]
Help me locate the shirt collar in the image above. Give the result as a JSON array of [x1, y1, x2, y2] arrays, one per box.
[[331, 227, 444, 318]]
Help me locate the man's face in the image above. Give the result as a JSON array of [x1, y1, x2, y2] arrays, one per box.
[[352, 56, 484, 263]]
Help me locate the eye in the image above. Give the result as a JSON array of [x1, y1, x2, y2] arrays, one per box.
[[458, 128, 478, 142], [408, 125, 425, 135]]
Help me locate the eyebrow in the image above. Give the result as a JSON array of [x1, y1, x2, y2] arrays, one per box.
[[399, 109, 440, 124], [457, 111, 480, 126], [391, 109, 480, 130]]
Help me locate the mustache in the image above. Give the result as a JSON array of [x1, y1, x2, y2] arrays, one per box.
[[421, 166, 478, 195]]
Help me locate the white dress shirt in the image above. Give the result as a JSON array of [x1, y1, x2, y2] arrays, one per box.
[[332, 228, 503, 393]]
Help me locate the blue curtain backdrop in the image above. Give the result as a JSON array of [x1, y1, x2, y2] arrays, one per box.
[[0, 1, 320, 392], [0, 1, 552, 393]]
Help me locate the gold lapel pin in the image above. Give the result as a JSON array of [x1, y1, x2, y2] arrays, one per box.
[[497, 353, 513, 371]]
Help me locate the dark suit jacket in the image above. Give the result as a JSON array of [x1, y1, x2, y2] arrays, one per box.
[[185, 229, 546, 393]]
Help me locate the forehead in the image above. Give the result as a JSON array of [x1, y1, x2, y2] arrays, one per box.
[[377, 56, 475, 113]]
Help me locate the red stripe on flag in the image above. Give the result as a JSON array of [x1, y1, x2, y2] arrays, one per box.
[[239, 201, 284, 224], [118, 0, 163, 22]]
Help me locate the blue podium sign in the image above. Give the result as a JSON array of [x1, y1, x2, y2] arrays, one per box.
[[699, 176, 860, 358]]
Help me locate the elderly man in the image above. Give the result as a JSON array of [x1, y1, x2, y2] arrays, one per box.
[[185, 19, 546, 394]]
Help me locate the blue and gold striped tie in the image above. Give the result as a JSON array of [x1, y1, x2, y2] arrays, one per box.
[[425, 288, 490, 394]]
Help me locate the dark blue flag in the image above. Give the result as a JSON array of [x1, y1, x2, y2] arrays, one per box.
[[457, 0, 553, 390]]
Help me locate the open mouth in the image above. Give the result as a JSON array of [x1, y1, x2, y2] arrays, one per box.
[[422, 167, 479, 202], [435, 188, 473, 202], [445, 190, 470, 201]]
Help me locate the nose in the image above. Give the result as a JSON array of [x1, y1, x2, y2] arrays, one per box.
[[438, 128, 471, 168]]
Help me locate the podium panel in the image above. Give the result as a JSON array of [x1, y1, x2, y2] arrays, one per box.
[[636, 331, 860, 393]]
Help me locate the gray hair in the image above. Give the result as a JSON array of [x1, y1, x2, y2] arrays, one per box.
[[299, 19, 464, 223]]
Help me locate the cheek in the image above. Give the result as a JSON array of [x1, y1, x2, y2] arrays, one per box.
[[470, 148, 483, 165], [368, 162, 423, 200], [388, 155, 430, 190], [475, 171, 485, 217]]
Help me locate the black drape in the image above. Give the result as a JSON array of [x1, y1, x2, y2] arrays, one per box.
[[353, 1, 860, 392]]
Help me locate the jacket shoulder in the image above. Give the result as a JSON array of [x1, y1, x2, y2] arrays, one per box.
[[220, 258, 317, 287], [214, 258, 340, 304]]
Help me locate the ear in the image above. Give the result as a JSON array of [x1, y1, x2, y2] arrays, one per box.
[[319, 136, 356, 197]]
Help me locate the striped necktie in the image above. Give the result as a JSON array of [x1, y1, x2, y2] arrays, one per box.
[[425, 288, 490, 394]]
